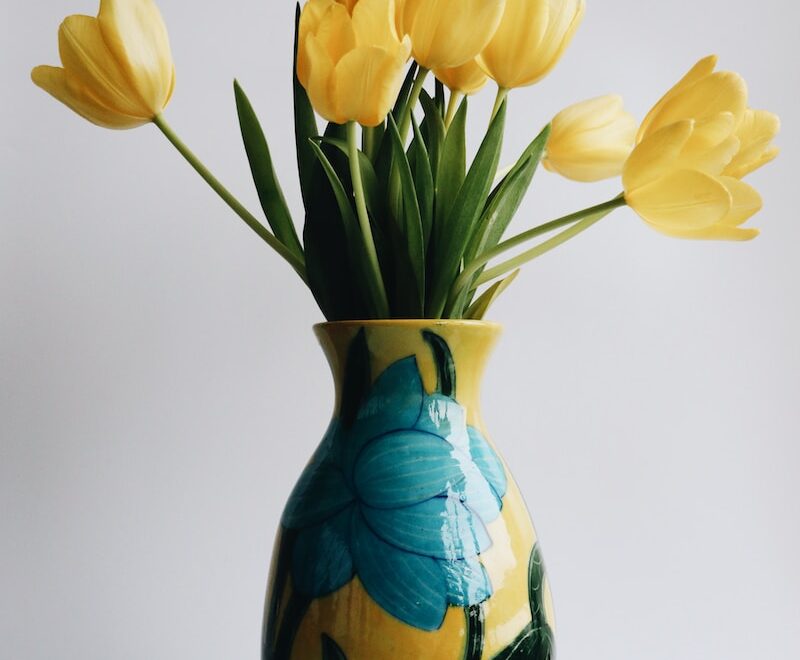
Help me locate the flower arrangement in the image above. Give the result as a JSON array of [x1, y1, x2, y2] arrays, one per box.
[[32, 0, 780, 323]]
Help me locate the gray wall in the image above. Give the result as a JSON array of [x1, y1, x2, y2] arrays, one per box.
[[2, 1, 797, 658]]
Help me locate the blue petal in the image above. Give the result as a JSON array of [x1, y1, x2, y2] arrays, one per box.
[[440, 556, 493, 607], [447, 457, 503, 525], [292, 506, 355, 598], [282, 457, 354, 530], [468, 427, 508, 500], [361, 495, 491, 560], [351, 509, 448, 632], [342, 357, 424, 469], [415, 395, 470, 451], [353, 430, 469, 508]]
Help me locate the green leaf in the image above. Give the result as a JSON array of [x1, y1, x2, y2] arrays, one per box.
[[392, 62, 419, 122], [318, 137, 382, 219], [418, 91, 446, 181], [321, 635, 347, 660], [308, 138, 385, 318], [411, 116, 435, 250], [428, 100, 507, 318], [386, 115, 425, 314], [468, 125, 551, 264], [465, 269, 520, 320], [234, 80, 303, 259], [292, 4, 319, 209], [422, 330, 456, 397], [434, 97, 467, 233]]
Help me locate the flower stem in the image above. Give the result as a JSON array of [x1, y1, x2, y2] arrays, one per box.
[[445, 91, 462, 129], [491, 87, 509, 121], [347, 122, 390, 317], [153, 115, 307, 282], [445, 196, 626, 314], [398, 66, 429, 142]]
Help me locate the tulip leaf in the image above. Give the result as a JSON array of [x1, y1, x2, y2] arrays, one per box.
[[418, 91, 446, 177], [234, 80, 303, 260], [434, 79, 446, 117], [386, 115, 425, 315], [392, 63, 419, 123], [308, 138, 386, 318], [303, 127, 371, 320], [410, 115, 435, 251], [465, 269, 520, 320], [428, 101, 507, 318], [318, 137, 382, 219], [434, 97, 467, 231], [292, 4, 319, 210]]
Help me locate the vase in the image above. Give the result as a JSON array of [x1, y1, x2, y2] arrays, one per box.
[[262, 320, 555, 660]]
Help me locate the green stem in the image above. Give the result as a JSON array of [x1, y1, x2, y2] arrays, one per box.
[[363, 125, 378, 162], [446, 197, 626, 313], [445, 91, 463, 129], [347, 122, 390, 317], [398, 66, 429, 142], [153, 115, 307, 282], [491, 87, 509, 121]]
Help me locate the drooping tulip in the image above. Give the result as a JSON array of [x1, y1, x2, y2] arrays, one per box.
[[434, 59, 489, 96], [478, 0, 585, 90], [543, 95, 637, 182], [298, 0, 411, 127], [398, 0, 507, 71], [31, 0, 175, 130]]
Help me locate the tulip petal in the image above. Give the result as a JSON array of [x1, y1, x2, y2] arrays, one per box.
[[352, 0, 400, 49], [638, 55, 719, 141], [313, 2, 357, 64], [31, 65, 146, 129], [434, 59, 488, 95], [304, 35, 340, 123], [724, 109, 781, 178], [623, 120, 694, 192], [58, 15, 148, 118], [97, 0, 174, 113], [719, 177, 763, 227], [627, 169, 732, 232]]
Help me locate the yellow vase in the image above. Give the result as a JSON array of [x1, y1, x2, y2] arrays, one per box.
[[262, 321, 554, 660]]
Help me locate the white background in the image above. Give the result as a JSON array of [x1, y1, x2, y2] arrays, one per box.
[[2, 1, 798, 658]]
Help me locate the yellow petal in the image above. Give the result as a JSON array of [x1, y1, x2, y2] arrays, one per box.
[[623, 120, 694, 192], [58, 15, 148, 118], [313, 3, 357, 64], [724, 109, 781, 178], [626, 169, 732, 232], [352, 0, 401, 49], [97, 0, 174, 114], [304, 35, 340, 123], [31, 65, 146, 129], [333, 42, 409, 126], [298, 0, 337, 86], [718, 177, 762, 227], [434, 59, 488, 95]]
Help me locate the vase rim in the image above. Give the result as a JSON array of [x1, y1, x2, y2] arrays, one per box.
[[314, 319, 503, 332]]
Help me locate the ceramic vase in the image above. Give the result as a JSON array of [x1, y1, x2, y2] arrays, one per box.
[[262, 321, 555, 660]]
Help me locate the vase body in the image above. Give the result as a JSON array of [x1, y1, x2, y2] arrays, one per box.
[[263, 321, 554, 660]]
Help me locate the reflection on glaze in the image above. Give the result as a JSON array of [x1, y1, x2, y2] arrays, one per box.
[[281, 337, 508, 632]]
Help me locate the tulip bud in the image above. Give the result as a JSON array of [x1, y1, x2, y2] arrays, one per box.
[[478, 0, 585, 90], [543, 95, 637, 182], [298, 0, 411, 127], [399, 0, 507, 71], [31, 0, 175, 130], [434, 60, 489, 96], [723, 109, 781, 179]]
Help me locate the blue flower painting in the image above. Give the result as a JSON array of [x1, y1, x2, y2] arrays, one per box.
[[281, 333, 508, 632]]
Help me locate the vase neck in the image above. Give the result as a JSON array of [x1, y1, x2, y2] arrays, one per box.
[[314, 321, 501, 423]]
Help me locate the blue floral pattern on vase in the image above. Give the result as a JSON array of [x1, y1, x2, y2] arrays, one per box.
[[281, 353, 508, 632]]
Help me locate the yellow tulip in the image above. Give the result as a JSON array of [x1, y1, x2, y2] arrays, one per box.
[[297, 0, 411, 127], [31, 0, 175, 130], [624, 56, 779, 241], [478, 0, 585, 90], [723, 108, 781, 179], [543, 95, 637, 182], [398, 0, 507, 70], [434, 59, 489, 96]]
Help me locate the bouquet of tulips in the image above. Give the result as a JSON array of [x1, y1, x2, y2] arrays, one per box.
[[32, 0, 780, 321]]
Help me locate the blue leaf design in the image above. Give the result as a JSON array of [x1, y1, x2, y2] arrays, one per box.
[[351, 510, 448, 632], [440, 556, 493, 607], [447, 457, 503, 524], [361, 494, 491, 560], [282, 458, 354, 530], [353, 430, 468, 508], [468, 427, 508, 500], [292, 506, 355, 598], [415, 394, 470, 452]]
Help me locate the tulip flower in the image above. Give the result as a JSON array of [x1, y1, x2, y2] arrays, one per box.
[[398, 0, 507, 71], [297, 0, 411, 127], [478, 0, 585, 90], [434, 60, 489, 97], [31, 0, 175, 130], [543, 95, 637, 182], [723, 108, 781, 179], [624, 56, 779, 240]]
